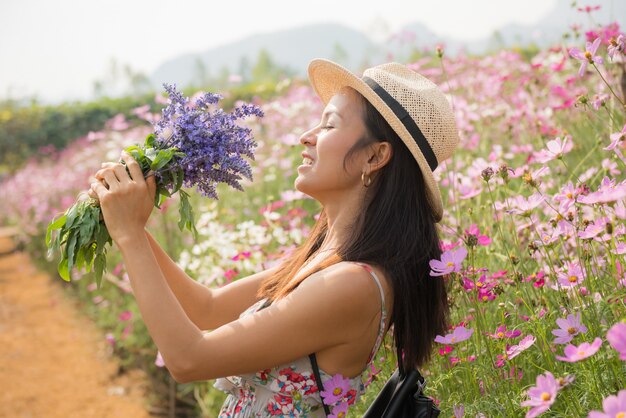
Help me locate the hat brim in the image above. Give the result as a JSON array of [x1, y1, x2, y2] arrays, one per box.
[[307, 58, 444, 222]]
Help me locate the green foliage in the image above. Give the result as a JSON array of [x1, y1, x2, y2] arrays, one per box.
[[0, 94, 158, 172]]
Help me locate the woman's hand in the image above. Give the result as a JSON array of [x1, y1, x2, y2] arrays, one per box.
[[89, 151, 156, 245]]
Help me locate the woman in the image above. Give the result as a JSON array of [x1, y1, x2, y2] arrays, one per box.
[[90, 58, 460, 417]]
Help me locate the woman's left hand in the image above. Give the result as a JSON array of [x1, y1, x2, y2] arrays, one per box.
[[90, 151, 156, 245]]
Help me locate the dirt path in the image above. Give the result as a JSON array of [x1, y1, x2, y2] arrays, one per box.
[[0, 233, 151, 418]]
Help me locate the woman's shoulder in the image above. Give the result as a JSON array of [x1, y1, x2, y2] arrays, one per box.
[[298, 261, 390, 313]]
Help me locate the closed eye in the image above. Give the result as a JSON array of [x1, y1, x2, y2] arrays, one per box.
[[320, 125, 333, 130]]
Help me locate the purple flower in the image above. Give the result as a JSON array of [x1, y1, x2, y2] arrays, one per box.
[[588, 389, 626, 418], [521, 371, 560, 418], [429, 247, 468, 277], [329, 401, 349, 418], [606, 322, 626, 360], [556, 337, 602, 362], [153, 83, 263, 200], [569, 37, 604, 77], [552, 312, 587, 344], [320, 374, 351, 405], [435, 326, 474, 344]]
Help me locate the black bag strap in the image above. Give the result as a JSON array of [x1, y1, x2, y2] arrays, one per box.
[[309, 353, 332, 417]]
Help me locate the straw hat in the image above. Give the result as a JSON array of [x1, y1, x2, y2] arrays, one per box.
[[307, 58, 460, 222]]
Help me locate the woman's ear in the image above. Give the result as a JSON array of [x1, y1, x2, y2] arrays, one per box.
[[368, 141, 393, 168]]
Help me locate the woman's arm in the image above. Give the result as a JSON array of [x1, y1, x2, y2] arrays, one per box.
[[145, 229, 282, 330], [92, 154, 379, 383]]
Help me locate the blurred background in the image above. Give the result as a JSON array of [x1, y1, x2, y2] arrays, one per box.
[[1, 1, 626, 417]]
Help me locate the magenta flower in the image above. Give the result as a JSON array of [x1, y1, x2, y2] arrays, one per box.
[[320, 374, 351, 405], [605, 124, 626, 151], [569, 37, 604, 78], [507, 335, 536, 360], [488, 325, 522, 339], [588, 389, 626, 418], [521, 371, 560, 418], [606, 322, 626, 360], [429, 246, 468, 277], [556, 337, 602, 362], [329, 401, 349, 418], [533, 136, 573, 163], [119, 310, 133, 321], [608, 34, 625, 59], [435, 326, 474, 344], [552, 312, 587, 344], [464, 224, 492, 246]]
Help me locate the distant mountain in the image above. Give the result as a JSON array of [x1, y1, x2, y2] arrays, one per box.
[[150, 0, 626, 87], [151, 23, 378, 89]]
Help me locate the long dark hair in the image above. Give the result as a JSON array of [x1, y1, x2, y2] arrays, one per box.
[[257, 88, 449, 369]]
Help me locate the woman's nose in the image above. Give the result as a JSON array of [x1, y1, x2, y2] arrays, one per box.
[[299, 127, 317, 145]]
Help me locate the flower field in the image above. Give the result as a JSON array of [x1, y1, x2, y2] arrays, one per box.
[[1, 14, 625, 418]]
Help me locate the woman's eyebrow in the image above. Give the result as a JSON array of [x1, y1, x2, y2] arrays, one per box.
[[322, 110, 343, 120]]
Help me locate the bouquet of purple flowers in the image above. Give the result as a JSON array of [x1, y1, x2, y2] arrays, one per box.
[[46, 84, 263, 287]]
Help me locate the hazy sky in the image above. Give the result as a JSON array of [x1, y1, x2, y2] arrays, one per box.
[[0, 0, 557, 103]]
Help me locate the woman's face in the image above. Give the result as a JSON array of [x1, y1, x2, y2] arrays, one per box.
[[295, 87, 370, 203]]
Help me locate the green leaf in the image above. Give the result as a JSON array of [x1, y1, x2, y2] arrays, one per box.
[[178, 190, 198, 240], [58, 257, 70, 282], [145, 134, 156, 148], [46, 214, 66, 248], [150, 149, 174, 171], [64, 203, 80, 231], [66, 230, 78, 281], [145, 147, 158, 163], [94, 253, 106, 289]]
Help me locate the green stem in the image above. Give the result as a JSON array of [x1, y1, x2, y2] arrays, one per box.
[[592, 63, 625, 108]]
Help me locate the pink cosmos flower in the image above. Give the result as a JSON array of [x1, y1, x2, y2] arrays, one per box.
[[435, 326, 474, 345], [555, 262, 586, 289], [429, 247, 468, 277], [587, 389, 626, 418], [505, 193, 545, 217], [119, 310, 133, 321], [578, 217, 610, 240], [569, 37, 604, 78], [552, 312, 588, 344], [533, 136, 573, 163], [608, 34, 625, 59], [507, 335, 536, 359], [606, 322, 626, 360], [556, 337, 602, 362], [521, 371, 560, 418], [577, 176, 626, 205], [488, 325, 521, 339], [320, 374, 351, 405], [329, 401, 349, 418], [592, 93, 610, 110], [464, 224, 492, 246], [605, 124, 626, 151]]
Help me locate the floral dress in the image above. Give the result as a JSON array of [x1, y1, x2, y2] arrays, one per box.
[[214, 262, 388, 417]]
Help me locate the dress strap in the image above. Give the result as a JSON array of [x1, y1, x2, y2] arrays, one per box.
[[350, 262, 388, 364]]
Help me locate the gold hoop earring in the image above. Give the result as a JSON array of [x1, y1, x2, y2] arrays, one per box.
[[361, 171, 372, 187]]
